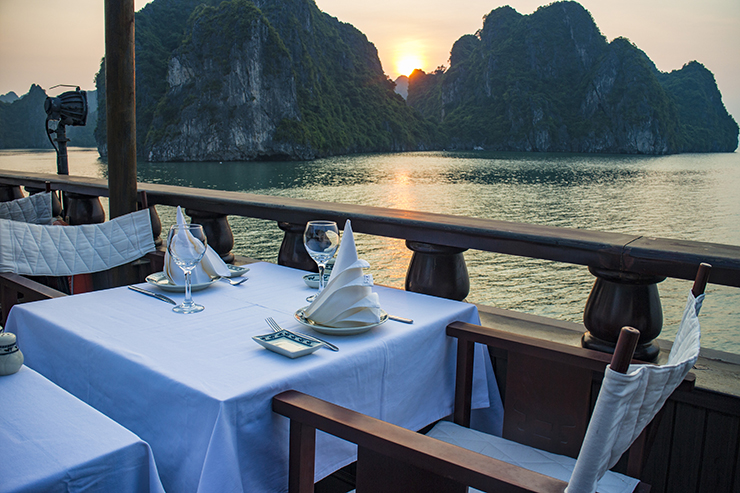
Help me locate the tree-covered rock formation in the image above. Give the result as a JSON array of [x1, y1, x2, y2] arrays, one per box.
[[0, 85, 50, 149], [96, 0, 436, 161], [408, 1, 738, 153], [0, 85, 97, 149]]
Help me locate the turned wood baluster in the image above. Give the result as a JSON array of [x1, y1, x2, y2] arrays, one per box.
[[65, 192, 106, 225], [184, 209, 235, 263], [277, 222, 317, 272], [137, 191, 162, 246], [582, 266, 666, 362], [405, 241, 470, 301], [24, 182, 63, 218]]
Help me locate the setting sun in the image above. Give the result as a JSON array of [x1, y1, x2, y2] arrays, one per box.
[[395, 55, 425, 77]]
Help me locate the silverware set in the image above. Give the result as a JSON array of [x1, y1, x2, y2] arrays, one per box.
[[128, 275, 409, 354]]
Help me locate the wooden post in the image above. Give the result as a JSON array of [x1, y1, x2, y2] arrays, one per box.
[[105, 0, 137, 219], [105, 0, 137, 287]]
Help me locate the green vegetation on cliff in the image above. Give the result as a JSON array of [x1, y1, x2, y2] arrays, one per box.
[[96, 0, 436, 160], [407, 1, 737, 154], [1, 85, 97, 149]]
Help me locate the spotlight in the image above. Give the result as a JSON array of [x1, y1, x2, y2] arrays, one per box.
[[44, 85, 88, 175], [44, 87, 88, 126]]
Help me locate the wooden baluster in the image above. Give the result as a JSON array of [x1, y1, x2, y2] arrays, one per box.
[[405, 241, 470, 301], [24, 182, 63, 218], [277, 222, 317, 272], [582, 266, 666, 362], [65, 192, 106, 225], [137, 191, 162, 246], [185, 209, 234, 263]]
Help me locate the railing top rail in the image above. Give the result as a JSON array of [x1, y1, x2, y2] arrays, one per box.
[[3, 170, 739, 287]]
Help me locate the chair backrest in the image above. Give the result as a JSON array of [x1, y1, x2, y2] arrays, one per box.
[[0, 209, 155, 276], [566, 263, 709, 492], [0, 192, 53, 224]]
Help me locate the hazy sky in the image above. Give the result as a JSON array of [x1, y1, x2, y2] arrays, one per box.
[[1, 0, 738, 120]]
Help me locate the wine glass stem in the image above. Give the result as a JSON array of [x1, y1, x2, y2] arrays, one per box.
[[317, 263, 327, 293], [184, 269, 193, 305]]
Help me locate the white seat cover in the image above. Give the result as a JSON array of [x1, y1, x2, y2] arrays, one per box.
[[427, 420, 638, 493], [566, 290, 703, 492], [428, 289, 702, 493], [0, 209, 155, 276], [0, 192, 53, 224]]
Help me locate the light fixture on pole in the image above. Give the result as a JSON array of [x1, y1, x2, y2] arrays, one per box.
[[44, 85, 88, 175]]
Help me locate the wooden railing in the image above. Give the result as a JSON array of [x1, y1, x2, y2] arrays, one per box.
[[2, 170, 740, 360], [3, 171, 740, 492]]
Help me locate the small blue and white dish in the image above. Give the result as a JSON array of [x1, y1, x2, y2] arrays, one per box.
[[253, 330, 321, 358]]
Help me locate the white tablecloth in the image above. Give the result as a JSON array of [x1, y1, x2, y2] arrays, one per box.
[[0, 366, 165, 493], [7, 261, 495, 492]]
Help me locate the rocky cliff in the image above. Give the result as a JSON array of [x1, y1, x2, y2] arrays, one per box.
[[96, 0, 435, 161], [408, 1, 738, 153]]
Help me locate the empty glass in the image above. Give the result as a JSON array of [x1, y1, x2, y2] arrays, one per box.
[[303, 220, 340, 302], [167, 223, 208, 313]]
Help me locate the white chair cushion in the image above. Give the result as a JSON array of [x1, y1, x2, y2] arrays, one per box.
[[566, 290, 702, 493], [427, 420, 639, 493], [0, 209, 155, 276], [0, 192, 53, 224]]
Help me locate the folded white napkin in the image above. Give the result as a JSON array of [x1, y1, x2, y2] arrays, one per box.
[[302, 219, 383, 327], [164, 206, 230, 284]]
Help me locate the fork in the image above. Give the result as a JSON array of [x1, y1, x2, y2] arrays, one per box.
[[219, 276, 248, 286], [265, 317, 339, 352]]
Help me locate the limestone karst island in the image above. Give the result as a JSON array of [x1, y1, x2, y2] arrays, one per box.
[[1, 0, 738, 160]]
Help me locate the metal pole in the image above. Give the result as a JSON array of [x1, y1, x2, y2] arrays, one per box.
[[105, 0, 137, 219], [55, 124, 69, 175]]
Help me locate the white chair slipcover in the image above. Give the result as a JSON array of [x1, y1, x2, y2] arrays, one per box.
[[0, 209, 155, 276], [428, 289, 704, 493], [0, 192, 53, 224], [565, 290, 703, 492]]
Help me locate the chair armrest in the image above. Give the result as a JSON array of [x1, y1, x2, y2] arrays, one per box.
[[0, 272, 67, 300], [273, 390, 568, 493], [0, 272, 67, 325], [447, 321, 616, 371]]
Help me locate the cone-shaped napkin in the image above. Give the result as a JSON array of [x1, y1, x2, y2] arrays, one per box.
[[302, 219, 383, 327], [164, 206, 230, 284]]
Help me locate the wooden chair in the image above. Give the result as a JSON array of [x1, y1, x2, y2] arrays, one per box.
[[0, 250, 164, 326], [272, 263, 710, 493], [0, 190, 161, 325]]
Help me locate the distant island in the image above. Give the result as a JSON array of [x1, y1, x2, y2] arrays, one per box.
[[1, 0, 737, 157], [406, 2, 738, 154], [0, 85, 98, 149]]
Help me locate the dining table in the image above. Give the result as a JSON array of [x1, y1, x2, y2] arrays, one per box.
[[0, 365, 165, 493], [6, 261, 500, 492]]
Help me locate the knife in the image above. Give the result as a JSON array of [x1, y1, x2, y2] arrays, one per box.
[[128, 285, 177, 305]]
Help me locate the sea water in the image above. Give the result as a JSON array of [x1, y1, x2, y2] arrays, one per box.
[[2, 148, 738, 353]]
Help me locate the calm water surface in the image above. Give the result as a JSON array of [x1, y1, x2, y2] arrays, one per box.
[[2, 148, 738, 353]]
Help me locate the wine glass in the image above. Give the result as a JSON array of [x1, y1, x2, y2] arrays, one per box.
[[303, 220, 340, 302], [167, 223, 208, 314]]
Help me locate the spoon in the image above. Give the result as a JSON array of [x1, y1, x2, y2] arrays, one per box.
[[219, 276, 248, 286]]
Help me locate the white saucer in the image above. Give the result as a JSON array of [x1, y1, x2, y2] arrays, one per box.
[[145, 272, 216, 292], [294, 308, 388, 335]]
